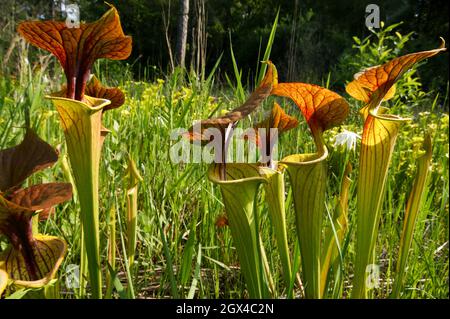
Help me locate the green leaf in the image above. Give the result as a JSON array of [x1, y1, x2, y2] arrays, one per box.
[[229, 34, 245, 103], [352, 111, 408, 298], [107, 263, 128, 299], [391, 135, 433, 298], [187, 244, 202, 299], [5, 288, 30, 299], [347, 41, 445, 298], [320, 163, 352, 296], [180, 229, 196, 287], [125, 155, 143, 269], [257, 10, 279, 86]]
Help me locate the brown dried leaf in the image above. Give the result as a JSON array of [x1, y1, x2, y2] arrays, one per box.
[[186, 61, 278, 141]]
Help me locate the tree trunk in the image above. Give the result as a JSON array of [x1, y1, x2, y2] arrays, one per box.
[[175, 0, 189, 68], [287, 0, 299, 81]]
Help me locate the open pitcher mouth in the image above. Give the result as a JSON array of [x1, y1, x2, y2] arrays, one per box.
[[280, 147, 329, 167], [208, 163, 267, 185], [45, 94, 111, 113], [1, 235, 67, 288]]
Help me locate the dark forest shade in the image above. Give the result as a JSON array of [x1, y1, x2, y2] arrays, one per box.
[[1, 0, 448, 92]]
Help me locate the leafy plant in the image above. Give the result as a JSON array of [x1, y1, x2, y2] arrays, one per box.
[[1, 5, 445, 299], [187, 59, 350, 299], [126, 156, 143, 270], [336, 22, 436, 113], [245, 102, 298, 288], [188, 62, 278, 298]]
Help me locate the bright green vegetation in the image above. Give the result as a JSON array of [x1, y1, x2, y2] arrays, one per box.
[[0, 24, 448, 299]]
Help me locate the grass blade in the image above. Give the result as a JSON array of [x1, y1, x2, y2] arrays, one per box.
[[187, 244, 202, 299], [257, 9, 279, 86]]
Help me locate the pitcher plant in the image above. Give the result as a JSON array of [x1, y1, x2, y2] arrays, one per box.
[[0, 130, 72, 292], [18, 4, 132, 298], [345, 39, 446, 298]]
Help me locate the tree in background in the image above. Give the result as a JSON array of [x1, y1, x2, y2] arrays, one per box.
[[175, 0, 189, 68], [0, 0, 448, 95]]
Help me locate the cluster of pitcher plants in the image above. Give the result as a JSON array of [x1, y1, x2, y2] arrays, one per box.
[[0, 4, 446, 299], [188, 41, 446, 298]]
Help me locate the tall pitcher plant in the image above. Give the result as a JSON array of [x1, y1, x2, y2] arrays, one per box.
[[272, 81, 349, 299], [18, 5, 132, 298], [187, 62, 279, 298], [346, 40, 446, 298]]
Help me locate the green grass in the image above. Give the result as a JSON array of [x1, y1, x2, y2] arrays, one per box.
[[0, 54, 448, 299]]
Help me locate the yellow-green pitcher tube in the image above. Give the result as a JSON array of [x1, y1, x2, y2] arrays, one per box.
[[320, 162, 352, 296], [126, 156, 143, 269], [208, 163, 271, 298], [351, 110, 409, 299], [47, 95, 109, 299], [280, 146, 328, 299], [258, 166, 292, 289]]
